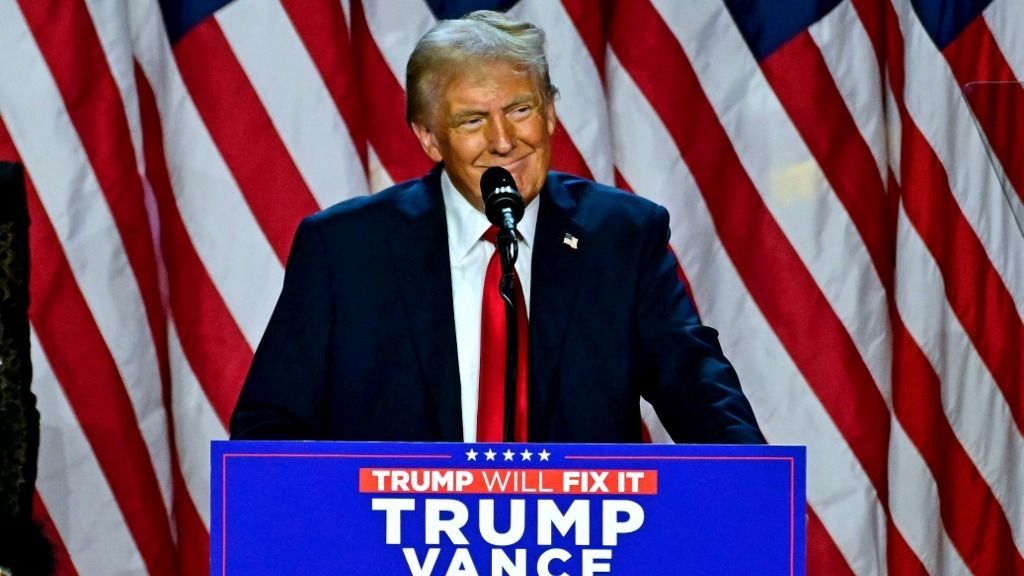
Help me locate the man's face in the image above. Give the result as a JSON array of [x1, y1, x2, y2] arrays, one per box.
[[411, 60, 557, 211]]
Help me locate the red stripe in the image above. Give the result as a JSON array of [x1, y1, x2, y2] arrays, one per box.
[[884, 7, 1024, 570], [850, 0, 886, 79], [282, 0, 367, 173], [885, 515, 931, 576], [33, 493, 81, 576], [885, 5, 1024, 436], [760, 32, 894, 292], [550, 123, 594, 179], [1, 109, 175, 576], [15, 0, 172, 425], [612, 0, 892, 500], [136, 64, 250, 426], [772, 22, 1024, 571], [350, 0, 434, 184], [174, 17, 320, 263], [17, 183, 177, 575], [892, 309, 1024, 574], [171, 466, 210, 576], [806, 508, 855, 576], [945, 17, 1024, 206], [560, 0, 609, 81]]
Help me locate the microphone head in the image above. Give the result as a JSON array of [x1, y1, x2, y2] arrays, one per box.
[[480, 166, 524, 227]]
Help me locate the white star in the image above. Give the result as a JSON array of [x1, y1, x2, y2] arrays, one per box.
[[466, 449, 478, 461], [503, 449, 515, 461], [520, 449, 533, 461], [484, 449, 497, 461], [539, 449, 551, 462]]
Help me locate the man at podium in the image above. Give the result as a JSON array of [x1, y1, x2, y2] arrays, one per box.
[[231, 10, 763, 445]]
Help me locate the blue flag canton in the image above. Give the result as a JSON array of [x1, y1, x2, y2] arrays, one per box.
[[158, 0, 232, 43], [910, 0, 994, 49], [723, 0, 842, 61], [424, 0, 519, 20]]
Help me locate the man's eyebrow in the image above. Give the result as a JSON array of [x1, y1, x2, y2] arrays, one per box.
[[503, 95, 538, 110], [448, 95, 540, 122]]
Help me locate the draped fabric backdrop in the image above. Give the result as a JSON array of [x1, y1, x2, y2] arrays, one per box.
[[0, 0, 1021, 574]]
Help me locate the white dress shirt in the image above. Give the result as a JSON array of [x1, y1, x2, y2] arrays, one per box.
[[441, 170, 538, 442]]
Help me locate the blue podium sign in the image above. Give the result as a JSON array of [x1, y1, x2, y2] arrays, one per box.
[[211, 442, 805, 575]]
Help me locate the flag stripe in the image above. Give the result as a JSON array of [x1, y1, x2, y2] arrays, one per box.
[[32, 493, 81, 576], [615, 0, 891, 504], [944, 16, 1024, 207], [794, 4, 1023, 569], [351, 0, 434, 185], [891, 305, 1022, 573], [887, 417, 970, 574], [11, 0, 176, 507], [281, 0, 368, 175], [894, 201, 1024, 558], [759, 31, 893, 292], [888, 0, 1024, 439], [127, 0, 283, 351], [0, 0, 176, 522], [604, 49, 878, 574], [168, 322, 230, 529], [805, 510, 857, 576], [217, 0, 360, 209], [173, 15, 318, 263], [887, 1, 1024, 561], [170, 465, 211, 576], [137, 63, 250, 426], [25, 183, 177, 576], [985, 0, 1024, 82], [560, 0, 607, 79]]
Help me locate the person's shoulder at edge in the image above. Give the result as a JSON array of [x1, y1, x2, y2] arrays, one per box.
[[302, 172, 435, 229], [547, 171, 667, 228]]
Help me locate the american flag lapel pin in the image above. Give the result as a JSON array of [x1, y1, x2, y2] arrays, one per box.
[[562, 233, 579, 250]]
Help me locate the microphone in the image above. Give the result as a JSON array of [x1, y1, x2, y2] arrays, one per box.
[[480, 166, 524, 233]]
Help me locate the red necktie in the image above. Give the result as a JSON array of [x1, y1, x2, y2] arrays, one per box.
[[478, 226, 529, 442]]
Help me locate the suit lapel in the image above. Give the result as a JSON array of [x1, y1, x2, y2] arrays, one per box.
[[389, 170, 463, 441], [529, 174, 586, 433]]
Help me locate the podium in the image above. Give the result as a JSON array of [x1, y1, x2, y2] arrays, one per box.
[[212, 442, 805, 575]]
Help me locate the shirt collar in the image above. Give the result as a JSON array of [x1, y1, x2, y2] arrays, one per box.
[[441, 169, 539, 264]]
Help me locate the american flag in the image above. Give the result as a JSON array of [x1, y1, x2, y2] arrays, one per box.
[[0, 0, 1021, 573]]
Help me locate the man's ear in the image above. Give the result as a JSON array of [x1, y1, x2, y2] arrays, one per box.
[[410, 121, 444, 163]]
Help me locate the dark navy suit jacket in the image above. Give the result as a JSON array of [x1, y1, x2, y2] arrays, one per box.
[[231, 169, 763, 444]]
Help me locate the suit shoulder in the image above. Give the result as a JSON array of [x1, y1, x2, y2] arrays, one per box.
[[303, 178, 421, 229], [550, 172, 666, 228]]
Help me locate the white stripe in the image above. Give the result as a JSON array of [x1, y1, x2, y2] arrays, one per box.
[[809, 0, 887, 183], [218, 0, 368, 209], [508, 0, 614, 184], [362, 0, 435, 88], [885, 79, 902, 184], [368, 144, 395, 193], [639, 398, 672, 443], [79, 0, 147, 178], [339, 0, 351, 32], [886, 421, 971, 575], [127, 0, 283, 349], [893, 0, 1024, 317], [0, 0, 173, 512], [894, 205, 1024, 555], [169, 322, 228, 529], [650, 0, 894, 404], [607, 50, 889, 574], [984, 1, 1024, 86], [32, 330, 148, 576]]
